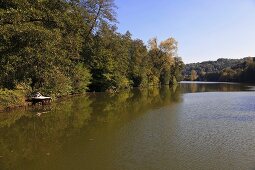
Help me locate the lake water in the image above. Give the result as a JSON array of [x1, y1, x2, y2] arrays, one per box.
[[0, 82, 255, 170]]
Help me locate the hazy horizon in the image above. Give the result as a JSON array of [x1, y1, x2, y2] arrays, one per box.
[[115, 0, 255, 64]]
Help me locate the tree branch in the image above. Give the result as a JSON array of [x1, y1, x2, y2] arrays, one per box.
[[85, 3, 102, 40]]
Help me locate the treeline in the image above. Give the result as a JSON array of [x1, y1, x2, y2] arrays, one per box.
[[183, 57, 255, 82], [0, 0, 184, 100]]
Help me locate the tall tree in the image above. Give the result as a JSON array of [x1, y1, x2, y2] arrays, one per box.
[[81, 0, 117, 40], [129, 38, 148, 87], [147, 37, 179, 85]]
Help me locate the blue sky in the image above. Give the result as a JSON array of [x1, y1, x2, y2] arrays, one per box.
[[115, 0, 255, 63]]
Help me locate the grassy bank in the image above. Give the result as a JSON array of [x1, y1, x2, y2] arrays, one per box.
[[0, 89, 27, 112]]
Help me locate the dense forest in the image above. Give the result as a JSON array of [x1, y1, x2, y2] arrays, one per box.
[[183, 57, 255, 82], [0, 0, 184, 109]]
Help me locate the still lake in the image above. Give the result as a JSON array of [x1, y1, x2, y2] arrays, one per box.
[[0, 82, 255, 170]]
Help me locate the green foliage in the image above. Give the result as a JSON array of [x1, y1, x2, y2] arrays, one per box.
[[183, 58, 246, 80], [219, 68, 237, 82], [146, 37, 183, 86], [128, 39, 148, 87], [35, 68, 73, 97], [0, 0, 90, 96], [71, 64, 91, 94], [183, 57, 255, 83], [0, 0, 184, 96], [0, 89, 26, 111], [169, 57, 184, 84]]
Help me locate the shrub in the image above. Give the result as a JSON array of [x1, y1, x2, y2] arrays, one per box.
[[0, 89, 26, 111], [71, 64, 91, 94]]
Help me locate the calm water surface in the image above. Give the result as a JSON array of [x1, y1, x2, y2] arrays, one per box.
[[0, 82, 255, 170]]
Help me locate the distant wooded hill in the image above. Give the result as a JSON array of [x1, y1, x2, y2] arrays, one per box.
[[183, 57, 255, 82]]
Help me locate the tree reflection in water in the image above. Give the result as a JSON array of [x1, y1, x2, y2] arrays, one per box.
[[0, 86, 181, 170]]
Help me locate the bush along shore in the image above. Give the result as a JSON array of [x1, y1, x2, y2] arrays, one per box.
[[0, 0, 184, 111], [0, 89, 27, 112]]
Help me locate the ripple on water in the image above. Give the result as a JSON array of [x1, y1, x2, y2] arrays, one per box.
[[175, 91, 255, 170]]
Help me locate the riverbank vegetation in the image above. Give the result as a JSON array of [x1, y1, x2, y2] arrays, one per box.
[[183, 57, 255, 82], [0, 0, 184, 110], [0, 89, 27, 111]]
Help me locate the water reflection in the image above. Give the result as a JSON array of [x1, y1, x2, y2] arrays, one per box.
[[0, 96, 92, 170], [1, 83, 255, 170], [180, 81, 252, 93], [0, 87, 180, 170]]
